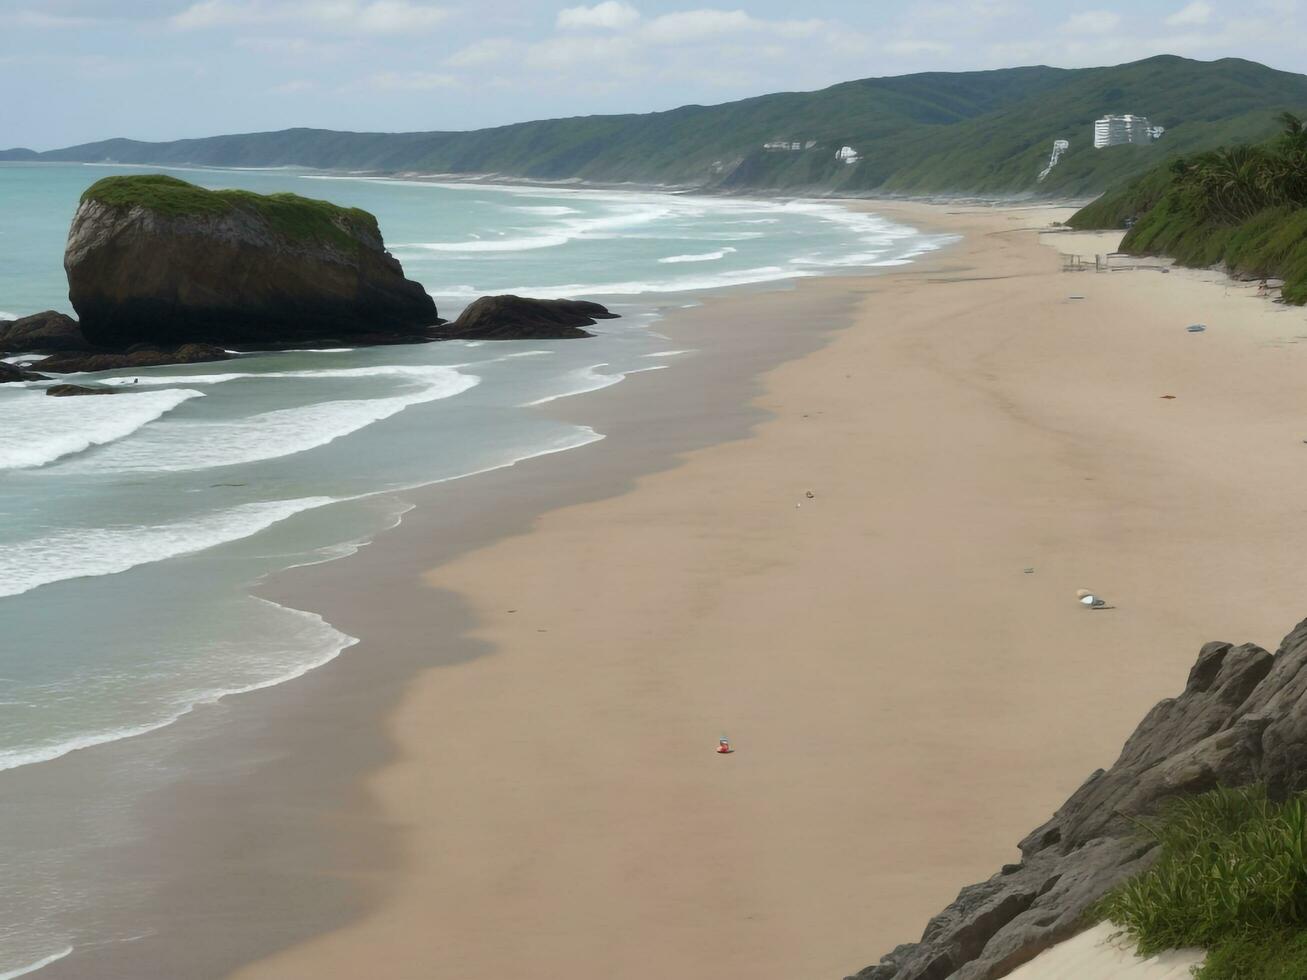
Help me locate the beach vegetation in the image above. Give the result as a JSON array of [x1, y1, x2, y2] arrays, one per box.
[[1096, 784, 1307, 979], [1070, 114, 1307, 304], [80, 174, 380, 252]]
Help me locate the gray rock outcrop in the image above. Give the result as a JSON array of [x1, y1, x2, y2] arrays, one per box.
[[0, 362, 49, 383], [39, 343, 230, 374], [849, 619, 1307, 980], [0, 311, 86, 352], [432, 295, 617, 340], [65, 174, 439, 349]]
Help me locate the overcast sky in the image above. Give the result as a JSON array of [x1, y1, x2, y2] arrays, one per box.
[[2, 0, 1303, 149]]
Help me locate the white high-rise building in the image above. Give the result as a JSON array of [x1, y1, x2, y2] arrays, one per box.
[[1093, 115, 1156, 149]]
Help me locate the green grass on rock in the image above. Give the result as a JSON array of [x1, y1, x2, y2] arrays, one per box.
[[1096, 785, 1307, 979], [80, 174, 380, 252]]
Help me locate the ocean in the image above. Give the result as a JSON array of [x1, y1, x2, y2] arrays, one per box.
[[0, 162, 947, 975]]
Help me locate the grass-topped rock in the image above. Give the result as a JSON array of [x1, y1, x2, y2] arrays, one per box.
[[65, 174, 439, 348]]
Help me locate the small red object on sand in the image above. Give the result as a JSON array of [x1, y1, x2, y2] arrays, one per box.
[[717, 739, 733, 754]]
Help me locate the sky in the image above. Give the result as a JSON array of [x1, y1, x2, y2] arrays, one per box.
[[1, 0, 1304, 149]]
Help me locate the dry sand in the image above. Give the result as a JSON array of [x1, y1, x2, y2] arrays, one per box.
[[1005, 923, 1203, 979], [232, 202, 1307, 980]]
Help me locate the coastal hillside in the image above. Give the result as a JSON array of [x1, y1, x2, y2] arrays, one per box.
[[1069, 114, 1307, 303], [6, 56, 1307, 197]]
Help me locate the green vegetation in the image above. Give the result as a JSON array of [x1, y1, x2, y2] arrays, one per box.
[[1070, 114, 1307, 304], [1096, 785, 1307, 979], [80, 174, 380, 251], [17, 56, 1307, 197]]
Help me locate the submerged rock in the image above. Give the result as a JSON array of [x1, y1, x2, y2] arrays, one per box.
[[65, 174, 440, 349], [45, 384, 120, 396], [849, 621, 1307, 980], [0, 362, 49, 383], [433, 295, 618, 340], [39, 343, 231, 374], [0, 310, 87, 353]]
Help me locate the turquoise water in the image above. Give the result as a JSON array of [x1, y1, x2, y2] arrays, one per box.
[[0, 162, 947, 974]]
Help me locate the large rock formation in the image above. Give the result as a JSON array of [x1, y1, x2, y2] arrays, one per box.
[[65, 175, 439, 349], [432, 295, 617, 340], [850, 618, 1307, 980], [0, 310, 86, 352]]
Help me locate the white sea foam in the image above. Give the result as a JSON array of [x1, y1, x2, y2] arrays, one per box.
[[0, 601, 356, 772], [644, 349, 695, 357], [658, 247, 737, 264], [395, 201, 672, 255], [67, 366, 478, 473], [96, 363, 469, 387], [0, 496, 336, 599], [521, 362, 666, 407], [507, 205, 581, 216], [0, 388, 204, 470], [0, 947, 74, 979]]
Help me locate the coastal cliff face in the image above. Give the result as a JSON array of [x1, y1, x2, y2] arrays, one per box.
[[851, 618, 1307, 980], [65, 175, 439, 348]]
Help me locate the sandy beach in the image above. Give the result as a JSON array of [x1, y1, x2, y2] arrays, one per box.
[[205, 200, 1307, 980]]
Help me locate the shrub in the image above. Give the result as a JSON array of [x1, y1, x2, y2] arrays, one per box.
[[1097, 785, 1307, 980]]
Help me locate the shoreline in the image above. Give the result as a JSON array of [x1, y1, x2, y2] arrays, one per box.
[[29, 238, 875, 979]]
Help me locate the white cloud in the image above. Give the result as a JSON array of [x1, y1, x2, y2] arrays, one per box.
[[4, 10, 99, 28], [525, 34, 636, 70], [640, 9, 824, 45], [271, 78, 316, 93], [1166, 1, 1213, 25], [885, 39, 954, 56], [171, 0, 447, 33], [368, 70, 461, 90], [236, 36, 352, 58], [1059, 9, 1122, 33], [556, 1, 640, 30], [446, 37, 521, 68]]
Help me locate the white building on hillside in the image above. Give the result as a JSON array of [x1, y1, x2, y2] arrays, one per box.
[[836, 145, 860, 165], [1093, 115, 1157, 148]]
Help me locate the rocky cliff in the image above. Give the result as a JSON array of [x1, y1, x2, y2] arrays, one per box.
[[850, 618, 1307, 980], [65, 175, 439, 348]]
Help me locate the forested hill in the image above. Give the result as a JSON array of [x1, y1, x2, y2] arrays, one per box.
[[6, 56, 1307, 198]]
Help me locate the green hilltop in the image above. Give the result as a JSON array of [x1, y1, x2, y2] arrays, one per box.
[[81, 174, 381, 251], [10, 56, 1307, 198]]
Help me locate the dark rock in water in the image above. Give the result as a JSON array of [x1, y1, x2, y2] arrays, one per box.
[[0, 310, 87, 352], [40, 343, 231, 374], [848, 622, 1307, 980], [0, 362, 50, 383], [432, 295, 617, 340], [45, 384, 121, 397], [65, 174, 439, 349]]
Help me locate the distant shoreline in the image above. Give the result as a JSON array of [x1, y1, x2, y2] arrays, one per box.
[[0, 157, 1097, 209]]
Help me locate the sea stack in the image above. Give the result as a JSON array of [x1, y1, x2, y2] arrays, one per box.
[[64, 175, 440, 349]]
